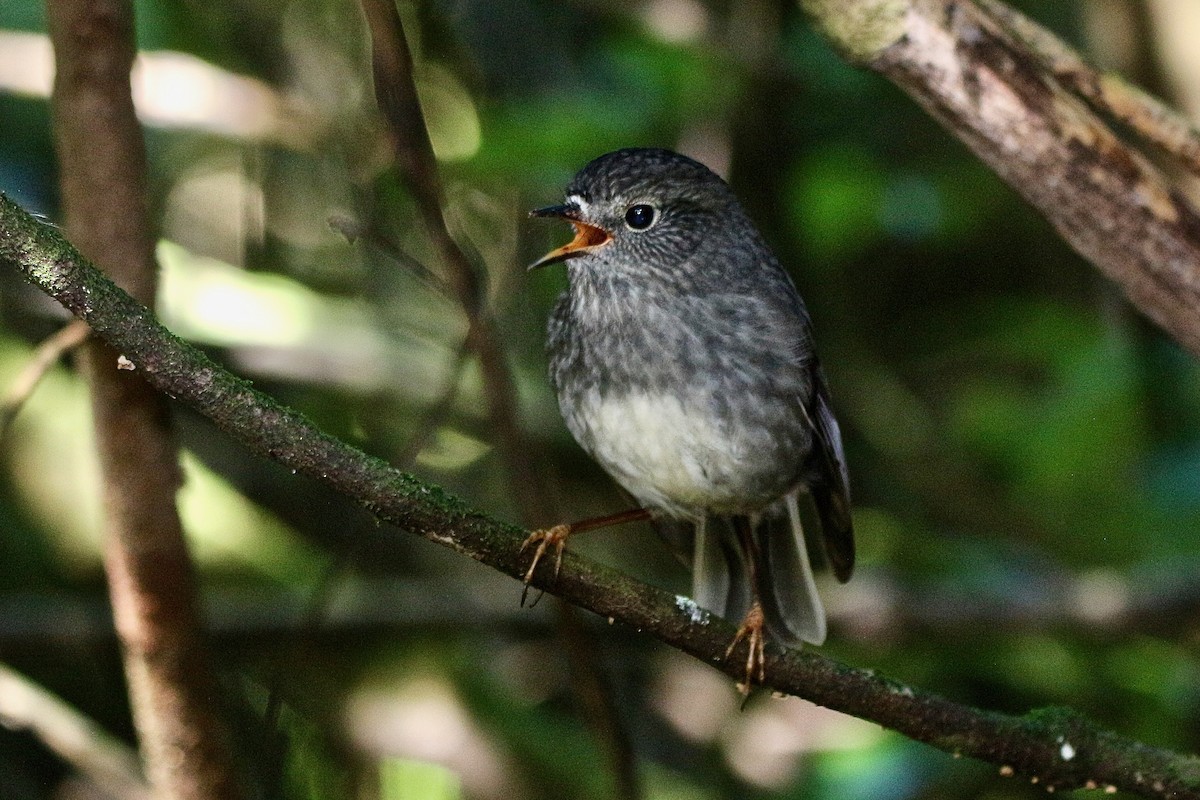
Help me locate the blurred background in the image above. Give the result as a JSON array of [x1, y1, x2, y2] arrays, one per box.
[[2, 0, 1200, 798]]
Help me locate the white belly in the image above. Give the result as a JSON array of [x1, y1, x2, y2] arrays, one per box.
[[567, 391, 770, 516]]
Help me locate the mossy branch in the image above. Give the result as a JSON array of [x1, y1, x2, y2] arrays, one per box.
[[2, 193, 1198, 797]]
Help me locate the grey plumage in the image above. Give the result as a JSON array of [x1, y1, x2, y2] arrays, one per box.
[[535, 147, 853, 647]]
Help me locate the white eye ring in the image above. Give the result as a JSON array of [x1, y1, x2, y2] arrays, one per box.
[[624, 204, 657, 230]]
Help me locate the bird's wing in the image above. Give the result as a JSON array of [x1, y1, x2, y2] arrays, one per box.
[[804, 365, 855, 582]]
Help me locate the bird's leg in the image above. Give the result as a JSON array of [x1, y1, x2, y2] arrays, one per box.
[[725, 516, 767, 693], [725, 602, 766, 693], [520, 507, 651, 599]]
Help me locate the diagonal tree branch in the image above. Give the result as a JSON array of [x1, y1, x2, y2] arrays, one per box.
[[3, 193, 1199, 799], [359, 0, 549, 523], [801, 0, 1200, 357], [977, 0, 1200, 177]]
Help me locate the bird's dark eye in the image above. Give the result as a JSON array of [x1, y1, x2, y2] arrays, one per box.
[[624, 204, 657, 230]]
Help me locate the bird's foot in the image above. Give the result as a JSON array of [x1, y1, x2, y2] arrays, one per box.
[[519, 523, 572, 605], [725, 602, 767, 694]]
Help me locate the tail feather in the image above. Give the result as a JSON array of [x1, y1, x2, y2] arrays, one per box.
[[755, 492, 827, 646], [692, 518, 728, 616], [691, 518, 751, 622], [686, 494, 830, 648]]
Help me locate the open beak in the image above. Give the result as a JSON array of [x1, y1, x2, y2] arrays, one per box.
[[528, 204, 612, 270]]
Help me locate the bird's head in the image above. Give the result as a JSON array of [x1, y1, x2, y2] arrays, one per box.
[[529, 148, 737, 276]]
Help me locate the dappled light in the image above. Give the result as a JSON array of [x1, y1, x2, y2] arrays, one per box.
[[2, 1, 1200, 798]]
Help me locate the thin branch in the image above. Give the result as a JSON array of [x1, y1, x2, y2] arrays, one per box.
[[556, 602, 642, 798], [359, 0, 480, 315], [978, 0, 1200, 177], [327, 211, 454, 298], [0, 565, 1195, 650], [392, 332, 474, 467], [0, 319, 90, 443], [358, 0, 549, 523], [356, 5, 639, 796], [3, 194, 1198, 799], [0, 662, 151, 800]]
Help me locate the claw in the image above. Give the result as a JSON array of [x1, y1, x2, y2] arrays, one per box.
[[520, 523, 571, 581], [725, 602, 767, 694], [519, 523, 572, 606]]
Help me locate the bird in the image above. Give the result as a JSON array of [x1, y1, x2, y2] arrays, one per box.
[[525, 147, 853, 688]]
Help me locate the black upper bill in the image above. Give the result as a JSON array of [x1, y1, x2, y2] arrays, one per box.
[[529, 203, 577, 221], [528, 203, 611, 270]]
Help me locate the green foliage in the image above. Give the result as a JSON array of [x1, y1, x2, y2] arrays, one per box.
[[380, 758, 462, 800], [0, 1, 1197, 799]]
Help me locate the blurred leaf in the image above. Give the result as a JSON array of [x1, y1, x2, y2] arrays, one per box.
[[380, 757, 462, 800]]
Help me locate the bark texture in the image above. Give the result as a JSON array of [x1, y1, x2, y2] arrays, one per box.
[[802, 0, 1200, 357], [46, 1, 242, 797]]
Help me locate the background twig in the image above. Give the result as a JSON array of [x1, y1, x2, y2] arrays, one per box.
[[0, 662, 151, 800], [359, 0, 546, 517], [357, 4, 641, 797], [0, 319, 89, 443]]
